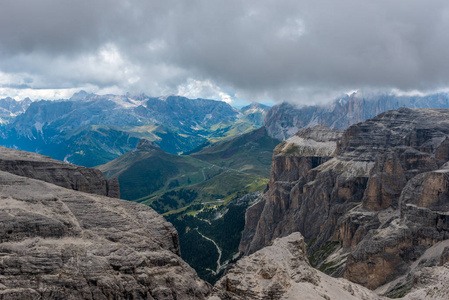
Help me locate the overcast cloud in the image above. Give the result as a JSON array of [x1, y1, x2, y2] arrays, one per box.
[[1, 0, 449, 104]]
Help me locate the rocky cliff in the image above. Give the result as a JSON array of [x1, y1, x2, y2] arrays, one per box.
[[239, 125, 344, 255], [0, 148, 210, 299], [264, 92, 449, 140], [211, 233, 383, 300], [241, 108, 449, 294], [214, 232, 449, 299], [0, 146, 119, 198]]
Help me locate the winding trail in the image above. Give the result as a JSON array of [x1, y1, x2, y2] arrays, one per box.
[[196, 229, 223, 275]]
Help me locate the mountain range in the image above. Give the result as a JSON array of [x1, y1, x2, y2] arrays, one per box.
[[98, 129, 277, 213], [265, 92, 449, 139], [0, 92, 269, 167], [3, 90, 449, 290], [3, 107, 449, 299], [0, 97, 31, 125]]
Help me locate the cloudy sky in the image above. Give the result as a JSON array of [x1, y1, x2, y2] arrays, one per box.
[[1, 0, 449, 105]]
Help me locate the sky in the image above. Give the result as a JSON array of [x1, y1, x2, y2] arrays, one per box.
[[1, 0, 449, 106]]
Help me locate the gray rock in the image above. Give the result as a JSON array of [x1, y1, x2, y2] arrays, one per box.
[[241, 108, 449, 292], [0, 146, 119, 198], [0, 170, 210, 299], [211, 232, 383, 300]]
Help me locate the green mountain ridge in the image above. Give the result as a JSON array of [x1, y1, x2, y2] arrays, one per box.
[[99, 127, 278, 207], [190, 127, 280, 177]]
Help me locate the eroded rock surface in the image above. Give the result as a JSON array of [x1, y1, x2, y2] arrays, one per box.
[[0, 146, 119, 198], [211, 233, 383, 300], [241, 108, 449, 294], [0, 170, 209, 299]]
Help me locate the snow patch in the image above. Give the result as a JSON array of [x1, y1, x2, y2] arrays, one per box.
[[282, 135, 337, 156], [34, 122, 44, 134]]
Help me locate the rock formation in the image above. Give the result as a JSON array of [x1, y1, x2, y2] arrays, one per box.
[[241, 108, 449, 294], [210, 233, 383, 300], [0, 146, 119, 198], [0, 148, 210, 299], [239, 125, 344, 255]]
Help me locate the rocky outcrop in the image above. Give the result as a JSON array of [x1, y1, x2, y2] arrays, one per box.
[[374, 240, 449, 299], [210, 233, 383, 300], [241, 108, 449, 293], [240, 125, 343, 255], [0, 169, 210, 299], [135, 139, 161, 151], [399, 264, 449, 299], [0, 146, 119, 198], [264, 92, 449, 140]]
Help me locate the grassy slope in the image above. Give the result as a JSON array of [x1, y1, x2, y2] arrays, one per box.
[[98, 146, 221, 201], [190, 127, 280, 177], [99, 127, 277, 210], [140, 171, 268, 214]]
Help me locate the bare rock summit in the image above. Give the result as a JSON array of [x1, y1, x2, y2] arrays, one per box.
[[210, 232, 383, 300]]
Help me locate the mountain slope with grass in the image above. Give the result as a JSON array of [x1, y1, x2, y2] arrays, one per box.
[[190, 127, 279, 177], [99, 137, 269, 214], [98, 139, 223, 201]]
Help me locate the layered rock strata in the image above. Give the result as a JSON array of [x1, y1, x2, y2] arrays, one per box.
[[0, 146, 119, 198], [0, 169, 210, 299], [240, 108, 449, 293], [240, 125, 344, 255]]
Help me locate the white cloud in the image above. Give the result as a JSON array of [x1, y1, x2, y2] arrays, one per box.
[[0, 87, 84, 100], [176, 78, 234, 103], [1, 0, 449, 105]]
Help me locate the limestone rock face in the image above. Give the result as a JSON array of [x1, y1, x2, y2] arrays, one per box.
[[0, 146, 119, 198], [240, 125, 343, 255], [241, 108, 449, 293], [0, 170, 210, 299], [210, 233, 383, 300]]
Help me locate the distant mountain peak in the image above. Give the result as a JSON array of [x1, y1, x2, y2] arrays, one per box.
[[136, 139, 161, 151], [70, 90, 91, 101], [241, 102, 270, 112]]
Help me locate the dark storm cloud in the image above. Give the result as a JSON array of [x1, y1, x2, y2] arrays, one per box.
[[1, 0, 449, 102]]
